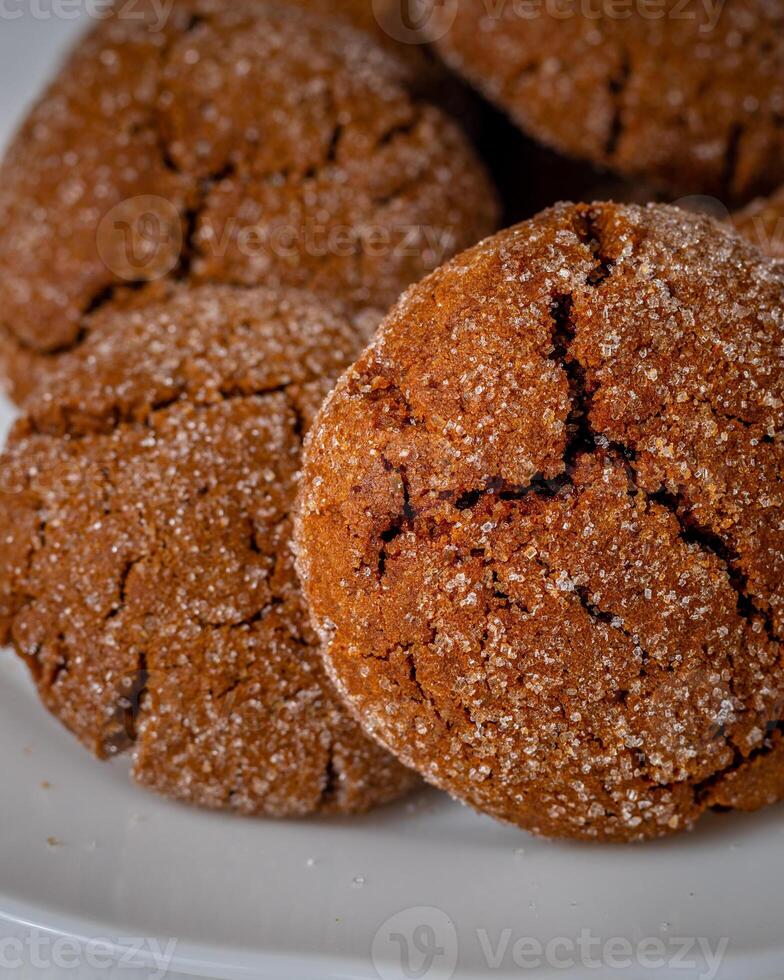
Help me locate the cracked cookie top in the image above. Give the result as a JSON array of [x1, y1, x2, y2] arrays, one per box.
[[0, 282, 418, 816], [429, 0, 784, 199], [0, 0, 498, 403], [296, 202, 784, 842]]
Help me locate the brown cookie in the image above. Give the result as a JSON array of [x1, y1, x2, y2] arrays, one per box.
[[734, 186, 784, 258], [0, 0, 498, 403], [291, 0, 436, 81], [429, 0, 784, 199], [291, 0, 418, 51], [0, 283, 418, 816], [296, 203, 784, 842]]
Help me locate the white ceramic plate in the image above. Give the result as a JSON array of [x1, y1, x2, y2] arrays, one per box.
[[1, 14, 784, 980]]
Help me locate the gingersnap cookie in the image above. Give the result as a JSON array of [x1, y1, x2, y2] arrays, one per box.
[[296, 202, 784, 842], [0, 0, 498, 404], [429, 0, 784, 199], [735, 186, 784, 258], [0, 283, 418, 816]]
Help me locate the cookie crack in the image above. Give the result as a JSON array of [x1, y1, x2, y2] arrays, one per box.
[[555, 217, 781, 647], [377, 114, 421, 149], [371, 218, 618, 578], [576, 210, 616, 287], [693, 724, 784, 807], [647, 487, 780, 645], [374, 119, 448, 211], [177, 163, 236, 279], [26, 375, 314, 443], [103, 651, 150, 756], [2, 284, 148, 360], [721, 121, 745, 197], [377, 212, 778, 663], [403, 643, 471, 734], [106, 556, 142, 621], [11, 397, 308, 763], [532, 549, 653, 681], [318, 742, 342, 808], [377, 456, 414, 578], [686, 395, 781, 440], [604, 47, 631, 159], [549, 293, 596, 467]]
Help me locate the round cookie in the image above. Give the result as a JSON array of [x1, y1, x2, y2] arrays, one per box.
[[296, 202, 784, 842], [0, 283, 417, 816], [0, 0, 498, 404], [429, 0, 784, 199], [734, 185, 784, 258]]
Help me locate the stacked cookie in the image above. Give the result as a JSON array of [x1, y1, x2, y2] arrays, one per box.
[[0, 0, 497, 817], [0, 0, 782, 842], [0, 285, 421, 815], [296, 202, 784, 841], [0, 0, 497, 402], [428, 0, 784, 201]]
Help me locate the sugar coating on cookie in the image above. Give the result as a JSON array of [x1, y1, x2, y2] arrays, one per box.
[[0, 0, 498, 402], [0, 283, 418, 816], [429, 0, 784, 198], [291, 0, 435, 76], [296, 202, 784, 842]]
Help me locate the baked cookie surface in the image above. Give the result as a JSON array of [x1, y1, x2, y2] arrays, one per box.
[[292, 0, 437, 79], [430, 0, 784, 199], [0, 0, 497, 402], [0, 283, 417, 816], [297, 203, 784, 842]]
